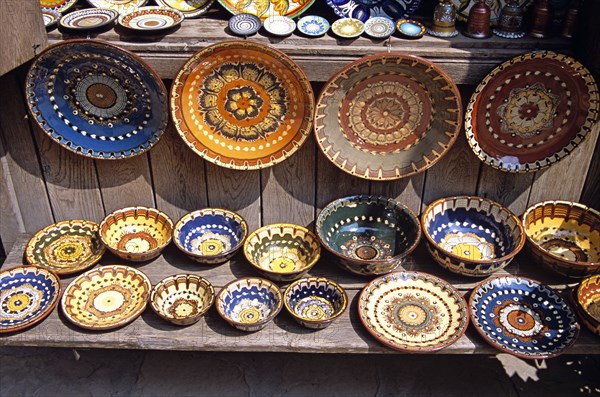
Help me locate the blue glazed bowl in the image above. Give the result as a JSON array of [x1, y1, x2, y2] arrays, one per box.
[[422, 196, 525, 277], [174, 209, 247, 265], [284, 277, 347, 329], [216, 277, 282, 332]]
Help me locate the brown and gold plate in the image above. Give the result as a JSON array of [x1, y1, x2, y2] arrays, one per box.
[[466, 51, 599, 173], [171, 41, 314, 170], [314, 53, 462, 180]]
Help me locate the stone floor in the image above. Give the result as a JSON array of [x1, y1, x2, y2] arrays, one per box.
[[0, 347, 599, 396]]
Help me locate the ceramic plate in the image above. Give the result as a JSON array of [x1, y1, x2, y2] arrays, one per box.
[[60, 8, 119, 30], [25, 220, 106, 276], [396, 19, 425, 38], [61, 265, 152, 330], [466, 51, 599, 172], [331, 18, 364, 38], [218, 0, 315, 21], [0, 266, 61, 333], [315, 53, 462, 180], [118, 6, 184, 30], [451, 0, 534, 24], [263, 15, 296, 36], [40, 0, 78, 12], [26, 40, 168, 160], [42, 8, 61, 28], [297, 15, 329, 36], [326, 0, 421, 22], [87, 0, 148, 14], [171, 41, 314, 170], [470, 276, 579, 359], [358, 271, 469, 352], [228, 13, 261, 35], [155, 0, 215, 18], [364, 17, 395, 39]]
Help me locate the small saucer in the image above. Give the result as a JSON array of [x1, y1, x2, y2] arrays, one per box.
[[263, 15, 296, 36], [297, 15, 329, 36], [60, 8, 118, 31], [396, 19, 425, 39], [42, 8, 61, 29], [118, 6, 184, 31], [364, 17, 395, 39], [228, 13, 261, 36], [331, 18, 364, 38]]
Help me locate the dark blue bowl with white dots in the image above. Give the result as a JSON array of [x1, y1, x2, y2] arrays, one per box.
[[174, 209, 247, 265], [284, 277, 347, 329], [422, 196, 525, 277]]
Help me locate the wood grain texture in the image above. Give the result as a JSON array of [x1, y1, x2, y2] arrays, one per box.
[[0, 141, 24, 255], [370, 175, 424, 216], [477, 166, 534, 216], [580, 133, 600, 210], [315, 149, 369, 210]]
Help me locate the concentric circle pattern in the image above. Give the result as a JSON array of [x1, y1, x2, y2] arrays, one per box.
[[228, 13, 261, 35], [41, 0, 78, 12], [119, 6, 184, 30], [60, 8, 119, 30], [469, 276, 579, 359]]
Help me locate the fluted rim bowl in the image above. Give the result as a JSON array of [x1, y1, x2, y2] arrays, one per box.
[[422, 196, 525, 277], [315, 195, 421, 276], [284, 277, 348, 329], [173, 208, 248, 265], [243, 224, 321, 282], [215, 277, 283, 331], [522, 201, 600, 278], [575, 275, 600, 335], [99, 206, 173, 262], [150, 274, 215, 326]]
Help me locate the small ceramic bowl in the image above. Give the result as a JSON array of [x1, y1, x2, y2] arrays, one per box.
[[284, 277, 347, 329], [297, 15, 330, 36], [99, 206, 173, 262], [364, 16, 395, 39], [228, 13, 261, 36], [216, 277, 283, 332], [575, 275, 600, 336], [331, 18, 365, 38], [422, 196, 525, 277], [396, 19, 425, 39], [243, 224, 321, 282], [316, 195, 421, 276], [263, 15, 296, 36], [173, 209, 247, 265], [522, 201, 600, 278], [150, 274, 215, 326]]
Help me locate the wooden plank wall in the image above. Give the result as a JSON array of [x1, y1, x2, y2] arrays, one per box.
[[1, 67, 598, 256]]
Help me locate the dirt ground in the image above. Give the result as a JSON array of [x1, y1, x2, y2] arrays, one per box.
[[0, 347, 598, 396]]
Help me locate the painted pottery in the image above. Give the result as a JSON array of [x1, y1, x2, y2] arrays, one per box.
[[26, 40, 168, 160], [464, 0, 492, 38], [154, 0, 215, 18], [87, 0, 149, 14], [331, 18, 365, 38], [395, 19, 425, 38], [216, 277, 282, 331], [173, 208, 248, 265], [99, 207, 173, 262], [150, 274, 215, 326], [422, 196, 525, 277], [218, 0, 315, 20], [529, 0, 553, 38], [522, 201, 600, 278], [575, 275, 600, 336], [465, 51, 599, 172], [316, 196, 421, 276], [228, 13, 261, 35], [326, 0, 422, 22], [314, 53, 462, 180], [42, 8, 61, 28], [284, 277, 347, 329], [297, 15, 329, 36], [244, 224, 321, 282], [450, 0, 534, 25], [171, 41, 314, 170], [364, 17, 395, 39], [40, 0, 78, 12], [118, 6, 184, 30], [469, 276, 579, 359], [60, 8, 119, 30], [0, 266, 61, 333], [25, 220, 105, 276], [429, 0, 458, 37], [61, 265, 151, 330], [263, 15, 296, 36], [358, 271, 469, 352], [493, 0, 525, 38]]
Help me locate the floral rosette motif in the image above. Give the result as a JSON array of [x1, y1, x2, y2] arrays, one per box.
[[218, 0, 316, 20]]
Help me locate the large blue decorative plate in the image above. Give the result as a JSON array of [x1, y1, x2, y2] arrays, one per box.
[[0, 266, 61, 333], [326, 0, 422, 22], [26, 39, 169, 160], [469, 276, 579, 359]]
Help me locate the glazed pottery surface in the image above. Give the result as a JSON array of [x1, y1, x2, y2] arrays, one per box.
[[154, 0, 215, 18], [218, 0, 315, 20], [523, 201, 600, 278], [314, 52, 462, 180], [216, 277, 282, 331], [0, 266, 61, 333], [25, 220, 105, 276], [87, 0, 149, 14], [575, 275, 600, 335], [326, 0, 422, 22], [429, 0, 458, 37], [99, 207, 173, 262], [358, 271, 469, 352], [316, 195, 421, 276], [422, 196, 525, 277], [118, 6, 184, 30], [171, 41, 314, 170], [284, 277, 347, 329], [297, 15, 329, 36], [244, 224, 321, 282], [464, 0, 492, 38], [331, 18, 365, 38], [60, 8, 119, 30], [150, 274, 215, 325], [41, 0, 78, 12], [364, 17, 395, 39], [61, 265, 152, 330], [469, 276, 579, 359], [450, 0, 534, 24], [396, 19, 425, 38], [26, 40, 168, 160], [228, 13, 261, 35], [174, 208, 248, 265], [42, 9, 61, 28], [466, 51, 599, 172], [263, 16, 296, 36]]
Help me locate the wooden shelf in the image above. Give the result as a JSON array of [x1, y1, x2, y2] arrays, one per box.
[[1, 235, 598, 354]]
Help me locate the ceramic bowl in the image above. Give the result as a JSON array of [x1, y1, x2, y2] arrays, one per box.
[[297, 15, 330, 36], [331, 18, 364, 38], [216, 277, 282, 332], [99, 206, 173, 262], [316, 195, 421, 276], [263, 16, 296, 36], [284, 277, 347, 329], [243, 224, 321, 282], [173, 209, 247, 265], [118, 6, 184, 31], [522, 201, 600, 278], [395, 19, 425, 38], [364, 16, 395, 39], [422, 196, 525, 277], [150, 274, 215, 326], [575, 275, 600, 336], [228, 13, 261, 36]]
